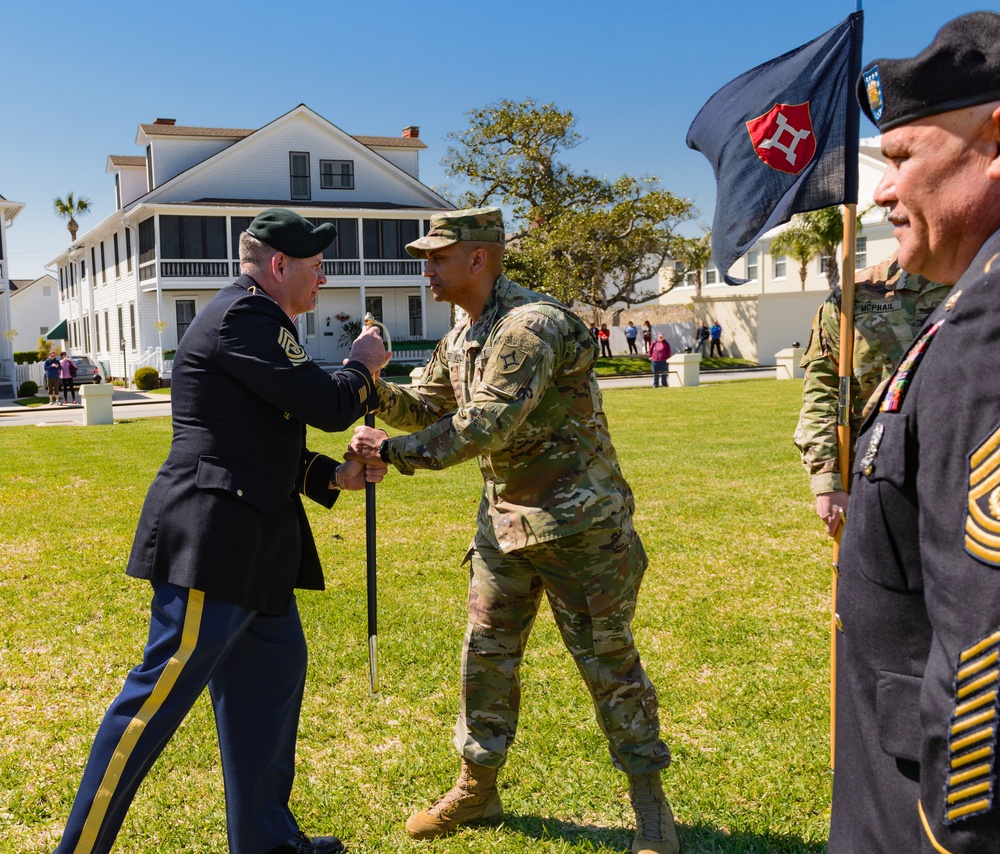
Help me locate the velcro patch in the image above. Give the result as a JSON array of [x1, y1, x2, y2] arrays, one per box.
[[945, 629, 1000, 824], [966, 424, 1000, 567], [481, 327, 544, 398], [277, 327, 309, 365]]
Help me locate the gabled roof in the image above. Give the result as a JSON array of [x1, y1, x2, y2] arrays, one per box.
[[137, 124, 254, 143], [108, 155, 147, 167], [354, 136, 426, 150], [135, 122, 427, 151], [125, 104, 450, 213]]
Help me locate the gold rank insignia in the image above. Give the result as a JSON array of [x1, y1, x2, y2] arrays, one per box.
[[944, 629, 1000, 825], [965, 424, 1000, 567], [277, 327, 309, 365]]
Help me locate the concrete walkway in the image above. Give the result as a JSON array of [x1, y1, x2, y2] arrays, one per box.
[[0, 367, 779, 425]]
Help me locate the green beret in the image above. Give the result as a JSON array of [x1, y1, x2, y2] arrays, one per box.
[[405, 207, 505, 258], [858, 11, 1000, 132], [246, 208, 337, 258]]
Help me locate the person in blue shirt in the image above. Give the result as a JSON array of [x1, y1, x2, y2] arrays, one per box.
[[43, 350, 62, 404], [708, 321, 723, 357]]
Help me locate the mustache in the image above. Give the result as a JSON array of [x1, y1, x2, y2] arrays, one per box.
[[887, 212, 908, 226]]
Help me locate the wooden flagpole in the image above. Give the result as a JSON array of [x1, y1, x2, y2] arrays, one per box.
[[831, 203, 857, 769]]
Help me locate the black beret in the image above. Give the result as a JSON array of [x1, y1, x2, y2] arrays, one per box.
[[857, 11, 1000, 132], [246, 208, 337, 258]]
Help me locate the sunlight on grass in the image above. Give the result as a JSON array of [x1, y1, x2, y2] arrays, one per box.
[[0, 379, 833, 853]]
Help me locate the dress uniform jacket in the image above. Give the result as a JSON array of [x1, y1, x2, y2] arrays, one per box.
[[830, 230, 1000, 852], [125, 275, 375, 615]]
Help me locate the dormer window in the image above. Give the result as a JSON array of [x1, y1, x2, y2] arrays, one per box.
[[290, 152, 311, 200], [320, 159, 354, 190]]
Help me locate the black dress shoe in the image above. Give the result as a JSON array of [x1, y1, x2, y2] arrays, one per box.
[[264, 831, 344, 853]]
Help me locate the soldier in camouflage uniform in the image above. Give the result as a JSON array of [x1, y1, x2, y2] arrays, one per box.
[[793, 252, 949, 535], [347, 208, 678, 854]]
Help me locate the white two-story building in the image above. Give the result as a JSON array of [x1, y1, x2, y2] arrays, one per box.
[[50, 105, 453, 380], [0, 194, 27, 395]]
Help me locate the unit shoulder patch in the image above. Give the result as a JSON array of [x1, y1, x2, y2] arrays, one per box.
[[481, 326, 546, 399], [277, 326, 309, 365]]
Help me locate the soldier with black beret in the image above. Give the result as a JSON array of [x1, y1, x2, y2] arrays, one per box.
[[54, 208, 388, 854], [830, 12, 1000, 852]]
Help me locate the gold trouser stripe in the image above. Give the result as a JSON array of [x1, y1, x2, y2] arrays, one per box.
[[919, 800, 956, 854], [74, 589, 205, 853]]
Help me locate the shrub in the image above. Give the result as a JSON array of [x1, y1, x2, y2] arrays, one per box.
[[14, 352, 42, 365], [17, 380, 38, 398], [382, 362, 420, 377], [134, 366, 160, 390]]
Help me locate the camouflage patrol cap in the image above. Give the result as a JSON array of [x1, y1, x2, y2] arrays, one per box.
[[246, 208, 337, 258], [405, 207, 505, 258]]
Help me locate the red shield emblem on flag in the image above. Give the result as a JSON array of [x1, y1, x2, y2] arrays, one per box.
[[745, 103, 816, 176]]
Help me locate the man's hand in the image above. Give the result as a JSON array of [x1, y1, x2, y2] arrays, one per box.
[[348, 326, 391, 377], [346, 425, 389, 466], [333, 458, 388, 491], [816, 491, 848, 537]]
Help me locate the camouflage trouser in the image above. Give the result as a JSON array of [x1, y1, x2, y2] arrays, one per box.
[[454, 515, 671, 775]]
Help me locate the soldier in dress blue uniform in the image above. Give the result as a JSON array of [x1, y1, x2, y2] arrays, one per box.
[[53, 209, 388, 854], [829, 13, 1000, 852]]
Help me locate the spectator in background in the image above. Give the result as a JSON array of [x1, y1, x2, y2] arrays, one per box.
[[59, 352, 78, 405], [624, 321, 639, 354], [44, 350, 62, 405], [598, 323, 612, 358], [649, 333, 672, 388], [693, 322, 709, 354], [642, 320, 653, 354], [589, 323, 600, 342], [708, 320, 723, 357]]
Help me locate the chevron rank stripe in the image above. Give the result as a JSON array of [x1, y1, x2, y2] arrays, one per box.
[[277, 326, 309, 365], [945, 629, 1000, 824], [965, 425, 1000, 566]]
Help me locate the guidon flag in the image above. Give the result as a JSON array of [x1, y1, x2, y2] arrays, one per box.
[[686, 11, 864, 285]]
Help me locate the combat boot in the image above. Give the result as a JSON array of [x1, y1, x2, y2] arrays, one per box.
[[405, 759, 503, 839], [628, 770, 680, 854]]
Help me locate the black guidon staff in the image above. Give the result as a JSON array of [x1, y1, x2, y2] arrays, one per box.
[[363, 313, 391, 695]]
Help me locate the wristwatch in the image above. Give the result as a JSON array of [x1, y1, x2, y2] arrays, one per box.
[[378, 439, 390, 463]]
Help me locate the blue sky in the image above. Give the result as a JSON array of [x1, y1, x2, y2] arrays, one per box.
[[1, 0, 993, 279]]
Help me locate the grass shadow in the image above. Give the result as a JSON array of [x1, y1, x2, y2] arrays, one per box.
[[501, 814, 827, 853]]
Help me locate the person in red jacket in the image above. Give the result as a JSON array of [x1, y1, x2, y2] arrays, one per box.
[[649, 334, 672, 387]]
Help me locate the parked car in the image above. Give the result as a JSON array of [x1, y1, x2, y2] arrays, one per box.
[[69, 355, 103, 384]]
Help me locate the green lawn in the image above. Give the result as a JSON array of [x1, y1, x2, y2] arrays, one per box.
[[0, 379, 834, 853]]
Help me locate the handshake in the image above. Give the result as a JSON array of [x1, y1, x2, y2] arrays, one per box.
[[332, 422, 393, 493]]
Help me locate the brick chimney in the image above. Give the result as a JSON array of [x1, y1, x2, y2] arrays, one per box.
[[153, 118, 177, 126], [401, 125, 420, 139]]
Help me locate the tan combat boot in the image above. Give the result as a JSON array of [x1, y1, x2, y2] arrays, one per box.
[[405, 759, 504, 839], [628, 770, 680, 854]]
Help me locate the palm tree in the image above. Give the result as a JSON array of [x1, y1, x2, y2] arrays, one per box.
[[675, 232, 713, 297], [53, 193, 92, 243], [769, 225, 822, 290], [800, 207, 844, 289]]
